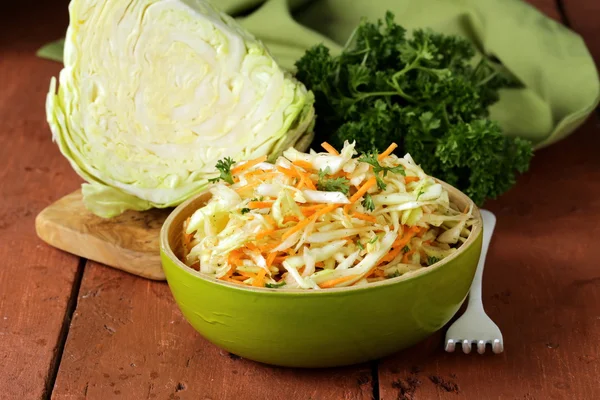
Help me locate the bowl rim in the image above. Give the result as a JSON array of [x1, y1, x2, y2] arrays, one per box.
[[160, 178, 483, 295]]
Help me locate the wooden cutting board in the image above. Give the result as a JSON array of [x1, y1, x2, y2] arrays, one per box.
[[35, 190, 170, 280]]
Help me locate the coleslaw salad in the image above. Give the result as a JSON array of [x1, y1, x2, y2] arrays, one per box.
[[181, 142, 475, 289]]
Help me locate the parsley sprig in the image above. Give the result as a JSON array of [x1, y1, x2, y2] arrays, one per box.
[[358, 152, 405, 190], [208, 157, 235, 184], [427, 256, 440, 266], [362, 193, 375, 212], [295, 11, 533, 205], [266, 282, 286, 288], [316, 168, 350, 194]]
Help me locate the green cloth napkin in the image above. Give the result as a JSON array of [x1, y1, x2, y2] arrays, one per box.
[[38, 0, 599, 149]]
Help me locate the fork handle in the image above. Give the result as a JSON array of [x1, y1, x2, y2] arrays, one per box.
[[467, 210, 496, 310]]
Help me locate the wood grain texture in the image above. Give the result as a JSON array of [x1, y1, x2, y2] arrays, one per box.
[[36, 190, 169, 280], [51, 262, 374, 400], [561, 0, 600, 63], [0, 0, 82, 398], [378, 114, 600, 399]]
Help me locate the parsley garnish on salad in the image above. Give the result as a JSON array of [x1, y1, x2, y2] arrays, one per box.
[[265, 282, 286, 288], [317, 168, 350, 194], [362, 193, 375, 212], [358, 151, 405, 190], [208, 157, 235, 184], [427, 256, 440, 266]]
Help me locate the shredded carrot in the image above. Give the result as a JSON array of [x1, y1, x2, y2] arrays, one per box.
[[258, 242, 277, 252], [344, 176, 377, 213], [231, 275, 247, 281], [331, 170, 347, 178], [252, 269, 267, 287], [266, 252, 277, 267], [301, 208, 318, 217], [265, 215, 277, 227], [256, 229, 277, 239], [321, 142, 339, 155], [281, 204, 337, 240], [379, 226, 420, 264], [228, 250, 244, 266], [315, 261, 325, 268], [231, 155, 267, 175], [244, 169, 267, 177], [416, 226, 427, 238], [247, 201, 273, 209], [404, 176, 420, 183], [301, 204, 325, 211], [273, 256, 287, 264], [219, 266, 235, 280], [402, 249, 416, 264], [302, 174, 317, 190], [377, 142, 398, 161], [286, 165, 316, 190], [318, 274, 358, 288], [238, 271, 257, 279], [351, 212, 377, 223], [281, 210, 322, 239], [245, 242, 258, 252], [292, 160, 314, 170], [366, 268, 385, 279], [276, 166, 297, 179], [349, 177, 377, 204], [283, 215, 300, 224]]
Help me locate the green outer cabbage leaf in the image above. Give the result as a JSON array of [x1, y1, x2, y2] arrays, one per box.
[[46, 0, 315, 217]]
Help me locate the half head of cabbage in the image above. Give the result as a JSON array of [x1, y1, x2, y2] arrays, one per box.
[[46, 0, 315, 217]]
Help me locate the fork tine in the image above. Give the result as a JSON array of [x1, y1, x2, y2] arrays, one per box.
[[462, 340, 472, 354], [445, 339, 456, 352], [477, 340, 486, 354], [492, 339, 503, 354]]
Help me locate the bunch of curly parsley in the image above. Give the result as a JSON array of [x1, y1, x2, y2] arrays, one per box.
[[295, 12, 533, 205]]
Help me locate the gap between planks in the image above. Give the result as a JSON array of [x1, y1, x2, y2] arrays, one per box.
[[43, 258, 87, 400], [554, 0, 572, 26]]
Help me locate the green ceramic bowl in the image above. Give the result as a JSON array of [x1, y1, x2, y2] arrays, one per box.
[[160, 182, 483, 368]]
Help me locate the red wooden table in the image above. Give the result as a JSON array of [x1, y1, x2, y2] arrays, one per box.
[[1, 1, 599, 399]]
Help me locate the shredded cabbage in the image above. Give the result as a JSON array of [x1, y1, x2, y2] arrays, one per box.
[[181, 141, 476, 289]]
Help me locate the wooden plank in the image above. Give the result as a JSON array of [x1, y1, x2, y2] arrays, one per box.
[[0, 1, 83, 398], [52, 262, 375, 400], [379, 115, 600, 399], [560, 0, 600, 63]]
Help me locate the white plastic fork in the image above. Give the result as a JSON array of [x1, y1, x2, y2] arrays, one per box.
[[445, 209, 504, 354]]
